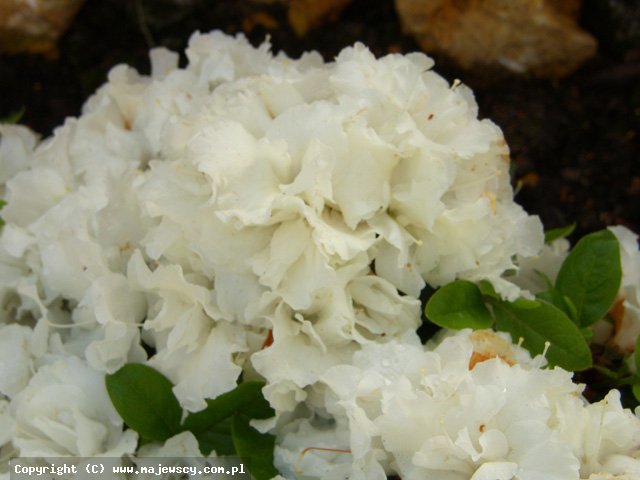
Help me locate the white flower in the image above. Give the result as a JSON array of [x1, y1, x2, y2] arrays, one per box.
[[0, 397, 13, 450], [0, 324, 32, 398], [2, 30, 636, 480], [608, 226, 640, 352], [274, 415, 356, 480], [570, 390, 640, 477], [137, 431, 202, 458], [0, 398, 16, 476], [513, 237, 570, 294], [10, 356, 137, 457], [79, 272, 148, 373], [281, 330, 640, 480], [132, 431, 208, 480], [0, 125, 38, 196], [127, 250, 246, 411], [1, 32, 543, 389]]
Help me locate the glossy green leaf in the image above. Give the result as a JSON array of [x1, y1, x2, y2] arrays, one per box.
[[580, 327, 594, 341], [635, 336, 640, 374], [544, 223, 576, 244], [425, 280, 493, 330], [183, 381, 273, 434], [536, 290, 578, 324], [231, 413, 278, 480], [105, 363, 182, 442], [477, 280, 499, 299], [492, 298, 592, 371], [195, 419, 236, 456], [556, 229, 621, 326]]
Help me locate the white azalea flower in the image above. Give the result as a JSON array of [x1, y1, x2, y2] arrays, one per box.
[[1, 31, 544, 385], [0, 126, 38, 194], [2, 30, 639, 480], [0, 398, 13, 450], [0, 324, 32, 398], [137, 431, 203, 458], [291, 330, 640, 480], [10, 356, 137, 457], [128, 432, 241, 480], [608, 226, 640, 352], [513, 237, 570, 294], [252, 331, 357, 414], [0, 397, 16, 476], [80, 273, 147, 373], [274, 415, 355, 480]]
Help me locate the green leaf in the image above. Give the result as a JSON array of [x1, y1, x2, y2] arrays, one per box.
[[635, 336, 640, 374], [536, 290, 578, 324], [544, 222, 576, 244], [425, 280, 494, 330], [633, 384, 640, 403], [477, 280, 499, 299], [105, 363, 182, 442], [183, 381, 273, 434], [492, 298, 592, 371], [580, 327, 594, 341], [1, 107, 25, 125], [195, 419, 236, 456], [231, 413, 278, 480], [183, 381, 275, 460], [555, 229, 621, 327], [240, 391, 275, 420]]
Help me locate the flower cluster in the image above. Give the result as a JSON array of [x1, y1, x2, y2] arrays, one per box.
[[276, 330, 640, 480], [0, 32, 638, 480]]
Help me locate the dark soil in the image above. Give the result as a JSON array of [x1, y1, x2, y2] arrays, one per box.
[[0, 0, 638, 239]]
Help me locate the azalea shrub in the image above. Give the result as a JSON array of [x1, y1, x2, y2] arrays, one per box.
[[0, 32, 639, 480]]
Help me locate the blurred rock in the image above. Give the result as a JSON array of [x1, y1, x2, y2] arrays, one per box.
[[251, 0, 352, 37], [395, 0, 597, 78], [242, 10, 280, 34], [288, 0, 352, 36], [0, 0, 85, 56]]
